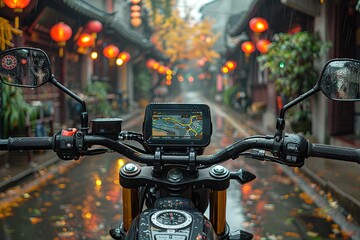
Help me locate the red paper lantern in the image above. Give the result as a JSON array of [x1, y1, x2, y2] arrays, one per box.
[[50, 22, 72, 57], [131, 18, 142, 28], [50, 22, 72, 44], [158, 65, 166, 75], [3, 0, 30, 11], [221, 66, 229, 74], [4, 0, 30, 28], [256, 39, 271, 54], [225, 60, 237, 71], [249, 17, 268, 33], [152, 61, 160, 70], [103, 45, 120, 59], [131, 5, 141, 11], [85, 20, 103, 33], [118, 52, 131, 63], [241, 41, 255, 55], [77, 33, 94, 48], [146, 59, 156, 68]]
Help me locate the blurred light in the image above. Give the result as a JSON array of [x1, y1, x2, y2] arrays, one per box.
[[91, 51, 98, 60], [249, 17, 268, 33], [152, 62, 160, 70], [118, 159, 125, 168], [77, 33, 94, 47], [221, 66, 229, 74], [116, 58, 124, 66], [95, 179, 102, 187], [165, 80, 172, 86], [256, 39, 271, 54], [119, 51, 131, 62], [188, 76, 194, 82], [103, 44, 119, 59], [20, 58, 27, 65], [146, 59, 156, 68], [84, 213, 92, 219], [241, 41, 255, 55], [158, 65, 166, 74], [225, 60, 237, 71]]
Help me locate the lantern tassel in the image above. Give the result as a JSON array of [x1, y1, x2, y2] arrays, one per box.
[[14, 16, 19, 29], [59, 47, 64, 57]]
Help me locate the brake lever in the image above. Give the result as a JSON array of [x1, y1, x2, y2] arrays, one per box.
[[85, 148, 109, 155]]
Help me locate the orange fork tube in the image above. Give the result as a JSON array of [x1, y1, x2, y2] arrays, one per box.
[[122, 188, 139, 232], [210, 189, 227, 235]]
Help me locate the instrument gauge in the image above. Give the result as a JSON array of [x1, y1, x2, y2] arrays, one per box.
[[151, 209, 192, 229]]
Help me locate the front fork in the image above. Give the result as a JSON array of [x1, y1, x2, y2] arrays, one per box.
[[210, 189, 227, 235], [122, 188, 140, 232]]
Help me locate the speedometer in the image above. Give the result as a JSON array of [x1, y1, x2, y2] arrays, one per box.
[[151, 209, 192, 229]]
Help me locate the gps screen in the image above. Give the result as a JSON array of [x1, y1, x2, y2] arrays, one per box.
[[143, 103, 211, 148], [152, 110, 203, 140]]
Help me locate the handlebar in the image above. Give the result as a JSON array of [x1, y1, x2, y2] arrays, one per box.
[[0, 137, 54, 151], [307, 143, 360, 164], [0, 132, 359, 166]]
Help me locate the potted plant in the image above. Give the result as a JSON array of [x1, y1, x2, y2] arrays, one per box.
[[84, 81, 113, 117], [1, 84, 38, 138], [257, 31, 331, 132]]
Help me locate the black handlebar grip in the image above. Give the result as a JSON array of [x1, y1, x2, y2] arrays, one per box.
[[7, 137, 54, 151], [309, 143, 360, 164]]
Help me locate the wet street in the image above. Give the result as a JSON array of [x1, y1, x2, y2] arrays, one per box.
[[0, 91, 359, 240]]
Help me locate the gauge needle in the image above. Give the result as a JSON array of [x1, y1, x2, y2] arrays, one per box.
[[170, 212, 173, 222]]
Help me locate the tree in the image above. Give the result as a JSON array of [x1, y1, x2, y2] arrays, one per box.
[[145, 0, 220, 66], [257, 32, 330, 99]]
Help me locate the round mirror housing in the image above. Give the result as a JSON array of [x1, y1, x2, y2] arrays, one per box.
[[319, 58, 360, 101], [0, 47, 52, 88]]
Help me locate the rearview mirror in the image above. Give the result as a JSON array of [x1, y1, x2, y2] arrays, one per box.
[[319, 59, 360, 101], [0, 47, 51, 88]]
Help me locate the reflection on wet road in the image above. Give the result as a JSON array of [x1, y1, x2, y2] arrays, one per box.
[[0, 91, 358, 239]]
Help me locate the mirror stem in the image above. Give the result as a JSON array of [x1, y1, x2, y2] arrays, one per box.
[[275, 86, 319, 138], [50, 75, 89, 134]]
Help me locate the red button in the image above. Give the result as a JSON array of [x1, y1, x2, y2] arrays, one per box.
[[62, 128, 77, 136]]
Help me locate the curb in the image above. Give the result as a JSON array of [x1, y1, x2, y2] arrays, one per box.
[[0, 156, 59, 192]]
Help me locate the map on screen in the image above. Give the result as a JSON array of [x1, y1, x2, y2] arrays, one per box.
[[152, 111, 203, 140]]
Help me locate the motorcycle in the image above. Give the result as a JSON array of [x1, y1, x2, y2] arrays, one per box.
[[0, 47, 359, 240]]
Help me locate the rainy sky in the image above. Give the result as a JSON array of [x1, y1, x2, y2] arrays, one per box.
[[177, 0, 214, 21]]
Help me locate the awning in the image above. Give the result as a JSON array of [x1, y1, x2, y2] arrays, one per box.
[[50, 0, 153, 50], [228, 0, 264, 37]]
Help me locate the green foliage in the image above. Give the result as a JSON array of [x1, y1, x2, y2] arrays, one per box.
[[223, 85, 240, 107], [257, 32, 331, 99], [1, 84, 37, 137], [85, 81, 113, 117], [134, 65, 152, 101]]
